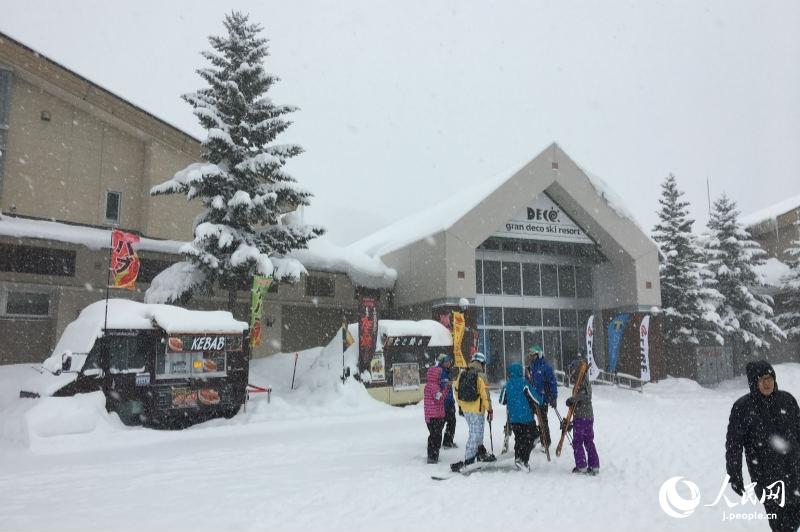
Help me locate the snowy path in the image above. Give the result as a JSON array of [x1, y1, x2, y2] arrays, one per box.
[[2, 357, 797, 531]]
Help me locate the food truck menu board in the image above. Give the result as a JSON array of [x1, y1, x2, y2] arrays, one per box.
[[391, 362, 420, 391], [156, 334, 242, 379]]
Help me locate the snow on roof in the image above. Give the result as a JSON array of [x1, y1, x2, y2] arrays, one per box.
[[754, 257, 792, 288], [0, 214, 395, 288], [48, 298, 247, 358], [740, 193, 800, 229], [347, 319, 453, 348], [289, 238, 396, 289], [0, 214, 185, 254], [349, 147, 646, 258], [348, 161, 527, 257]]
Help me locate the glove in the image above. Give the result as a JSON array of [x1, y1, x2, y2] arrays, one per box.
[[435, 392, 442, 401], [565, 397, 574, 408], [729, 476, 744, 496], [487, 410, 494, 422], [458, 407, 464, 417]]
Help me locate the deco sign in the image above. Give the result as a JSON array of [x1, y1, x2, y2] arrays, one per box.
[[491, 193, 592, 244]]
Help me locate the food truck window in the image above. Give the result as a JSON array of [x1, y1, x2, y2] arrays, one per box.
[[108, 336, 146, 372], [156, 335, 233, 379]]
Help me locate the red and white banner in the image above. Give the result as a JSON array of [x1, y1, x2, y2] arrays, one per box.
[[110, 229, 140, 290], [639, 315, 651, 382]]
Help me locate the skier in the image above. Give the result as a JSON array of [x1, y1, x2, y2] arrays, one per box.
[[526, 344, 558, 453], [565, 359, 599, 475], [450, 352, 494, 472], [726, 361, 800, 531], [437, 354, 457, 448], [499, 362, 543, 471], [424, 365, 448, 464]]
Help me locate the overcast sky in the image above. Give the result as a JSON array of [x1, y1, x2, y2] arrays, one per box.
[[3, 1, 799, 245]]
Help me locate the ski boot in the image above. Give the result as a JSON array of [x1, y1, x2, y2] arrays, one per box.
[[427, 457, 438, 464], [586, 467, 599, 476], [572, 466, 587, 474]]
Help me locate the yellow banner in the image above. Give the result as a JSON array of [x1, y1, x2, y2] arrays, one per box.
[[452, 311, 466, 368]]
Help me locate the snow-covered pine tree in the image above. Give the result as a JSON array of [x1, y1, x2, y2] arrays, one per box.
[[652, 174, 724, 345], [703, 193, 784, 349], [777, 221, 800, 340], [145, 12, 323, 309]]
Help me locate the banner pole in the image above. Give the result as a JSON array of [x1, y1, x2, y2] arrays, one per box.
[[103, 229, 114, 333]]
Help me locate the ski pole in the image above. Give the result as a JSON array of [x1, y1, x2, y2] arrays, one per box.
[[553, 407, 573, 444], [488, 416, 494, 455]]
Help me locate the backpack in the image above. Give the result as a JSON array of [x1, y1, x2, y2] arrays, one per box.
[[457, 368, 479, 402]]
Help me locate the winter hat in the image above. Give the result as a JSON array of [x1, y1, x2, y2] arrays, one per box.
[[437, 353, 451, 364], [472, 352, 487, 364], [746, 360, 777, 394], [529, 344, 543, 356], [568, 359, 583, 375]]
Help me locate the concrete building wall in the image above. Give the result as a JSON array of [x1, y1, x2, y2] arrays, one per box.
[[381, 231, 448, 308]]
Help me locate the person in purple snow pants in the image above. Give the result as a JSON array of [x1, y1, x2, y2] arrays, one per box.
[[565, 359, 599, 475]]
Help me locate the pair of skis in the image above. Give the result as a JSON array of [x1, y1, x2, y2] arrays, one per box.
[[501, 406, 551, 460], [555, 359, 588, 457], [431, 456, 516, 481]]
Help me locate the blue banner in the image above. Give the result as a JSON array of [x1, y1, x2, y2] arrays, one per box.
[[607, 313, 630, 373]]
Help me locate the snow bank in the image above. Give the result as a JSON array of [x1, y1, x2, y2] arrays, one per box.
[[289, 237, 397, 289]]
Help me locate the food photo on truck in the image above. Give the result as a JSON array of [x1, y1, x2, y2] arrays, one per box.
[[19, 299, 251, 429]]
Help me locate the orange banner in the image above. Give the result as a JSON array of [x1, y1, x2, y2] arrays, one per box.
[[111, 229, 140, 290], [452, 311, 466, 368]]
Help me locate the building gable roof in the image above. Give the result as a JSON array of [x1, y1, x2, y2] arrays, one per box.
[[350, 142, 655, 261]]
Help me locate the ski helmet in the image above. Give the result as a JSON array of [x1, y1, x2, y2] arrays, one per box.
[[472, 352, 487, 364]]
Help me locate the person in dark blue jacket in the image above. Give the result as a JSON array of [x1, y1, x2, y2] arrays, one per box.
[[500, 362, 543, 471], [526, 344, 558, 453], [437, 354, 457, 448]]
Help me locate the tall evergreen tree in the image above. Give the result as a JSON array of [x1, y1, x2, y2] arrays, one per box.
[[652, 174, 724, 345], [777, 221, 800, 340], [145, 12, 323, 309], [703, 193, 784, 349]]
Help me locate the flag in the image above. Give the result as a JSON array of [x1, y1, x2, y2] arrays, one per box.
[[586, 314, 600, 381], [639, 315, 651, 382], [250, 275, 273, 347], [452, 311, 466, 368], [607, 313, 630, 373], [110, 229, 140, 290]]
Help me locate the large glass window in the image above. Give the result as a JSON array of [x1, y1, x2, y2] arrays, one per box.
[[540, 264, 558, 297], [479, 306, 503, 326], [0, 244, 76, 277], [483, 329, 505, 383], [543, 309, 560, 327], [522, 263, 541, 296], [560, 309, 577, 329], [543, 330, 562, 370], [475, 260, 483, 294], [576, 266, 593, 298], [558, 265, 576, 298], [504, 330, 522, 366], [503, 308, 527, 326], [523, 330, 543, 355], [483, 260, 501, 294], [501, 262, 521, 295], [105, 191, 121, 224]]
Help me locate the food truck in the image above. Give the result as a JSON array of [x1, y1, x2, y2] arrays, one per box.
[[349, 320, 453, 406], [21, 299, 250, 428]]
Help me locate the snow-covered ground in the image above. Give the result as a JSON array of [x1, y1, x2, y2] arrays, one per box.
[[1, 349, 797, 531]]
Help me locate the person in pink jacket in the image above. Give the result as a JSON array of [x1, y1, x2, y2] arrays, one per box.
[[424, 366, 448, 464]]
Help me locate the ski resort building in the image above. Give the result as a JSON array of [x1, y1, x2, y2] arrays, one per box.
[[350, 143, 664, 381]]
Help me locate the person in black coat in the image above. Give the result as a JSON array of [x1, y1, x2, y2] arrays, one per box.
[[726, 360, 800, 532]]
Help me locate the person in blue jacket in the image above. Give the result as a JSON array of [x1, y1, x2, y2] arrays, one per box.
[[500, 362, 543, 471], [526, 344, 558, 453], [437, 354, 457, 448]]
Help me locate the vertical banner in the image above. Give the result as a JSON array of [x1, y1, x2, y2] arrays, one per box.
[[250, 275, 273, 347], [110, 229, 141, 290], [606, 313, 630, 373], [639, 315, 651, 382], [586, 314, 600, 381], [452, 311, 466, 368], [358, 296, 378, 372]]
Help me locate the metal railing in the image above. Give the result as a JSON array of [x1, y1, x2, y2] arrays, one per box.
[[556, 368, 646, 393]]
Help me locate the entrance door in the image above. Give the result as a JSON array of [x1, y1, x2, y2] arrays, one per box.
[[484, 329, 504, 383]]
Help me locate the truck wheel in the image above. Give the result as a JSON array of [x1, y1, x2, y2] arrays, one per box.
[[221, 405, 241, 419]]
